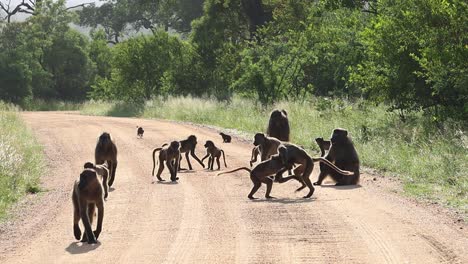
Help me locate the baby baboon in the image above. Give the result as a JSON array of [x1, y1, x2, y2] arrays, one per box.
[[72, 165, 105, 244], [315, 137, 331, 157], [249, 145, 261, 167], [152, 141, 181, 182], [136, 126, 144, 138], [219, 132, 232, 143], [253, 133, 282, 161], [314, 128, 360, 186], [201, 140, 227, 170], [267, 109, 290, 141], [84, 162, 109, 199], [178, 135, 205, 171], [218, 154, 299, 199], [95, 132, 118, 187]]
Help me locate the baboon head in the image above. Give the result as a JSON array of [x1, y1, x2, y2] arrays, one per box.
[[169, 141, 180, 150], [331, 128, 348, 144], [187, 135, 197, 144], [83, 162, 95, 169], [315, 137, 324, 144], [98, 132, 112, 144], [204, 140, 215, 148], [253, 133, 266, 146], [270, 109, 288, 126]]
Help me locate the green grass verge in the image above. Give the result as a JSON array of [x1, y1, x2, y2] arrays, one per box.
[[21, 99, 83, 111], [81, 96, 468, 214], [0, 102, 44, 219]]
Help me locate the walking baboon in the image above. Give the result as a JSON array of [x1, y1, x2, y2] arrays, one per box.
[[95, 132, 118, 187], [201, 140, 227, 170], [178, 135, 205, 171], [314, 128, 360, 186], [152, 141, 181, 182], [315, 137, 331, 157], [84, 162, 109, 199], [267, 109, 290, 141], [72, 165, 105, 244], [249, 145, 261, 167], [137, 126, 144, 138], [218, 154, 299, 199], [219, 132, 232, 143]]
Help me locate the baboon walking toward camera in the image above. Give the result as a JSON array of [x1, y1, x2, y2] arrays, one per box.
[[178, 135, 205, 171], [72, 165, 105, 244], [201, 140, 227, 170], [219, 132, 232, 143], [95, 132, 118, 187], [152, 141, 181, 182], [136, 126, 144, 138], [267, 109, 290, 141]]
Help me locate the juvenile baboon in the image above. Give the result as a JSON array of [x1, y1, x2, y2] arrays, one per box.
[[72, 165, 105, 244], [219, 132, 232, 143], [267, 109, 290, 141], [218, 154, 299, 199], [84, 162, 109, 199], [136, 126, 144, 138], [314, 128, 360, 186], [95, 132, 118, 187], [253, 133, 282, 161], [201, 140, 227, 170], [315, 137, 331, 157], [178, 135, 205, 171], [152, 141, 181, 182], [249, 145, 261, 167]]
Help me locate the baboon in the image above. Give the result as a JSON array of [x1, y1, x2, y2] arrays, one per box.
[[249, 145, 261, 167], [315, 137, 331, 157], [219, 132, 232, 143], [267, 109, 290, 141], [95, 132, 118, 187], [84, 162, 109, 199], [72, 165, 105, 244], [152, 141, 181, 182], [137, 126, 144, 138], [253, 133, 282, 161], [314, 128, 360, 186], [218, 154, 299, 199], [201, 140, 227, 170], [178, 135, 205, 171]]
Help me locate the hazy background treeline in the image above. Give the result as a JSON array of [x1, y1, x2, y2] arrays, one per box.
[[0, 0, 466, 120]]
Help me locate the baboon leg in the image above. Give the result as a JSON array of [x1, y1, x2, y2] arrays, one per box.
[[108, 160, 117, 187], [248, 175, 262, 200], [178, 154, 186, 170], [209, 157, 214, 170], [156, 158, 165, 181], [80, 201, 96, 244], [88, 203, 95, 225], [94, 200, 104, 240], [263, 178, 274, 199], [167, 161, 178, 182], [185, 152, 193, 170], [190, 150, 205, 168], [72, 191, 81, 240], [302, 176, 315, 198], [216, 157, 221, 170], [102, 172, 109, 199], [314, 171, 328, 186]]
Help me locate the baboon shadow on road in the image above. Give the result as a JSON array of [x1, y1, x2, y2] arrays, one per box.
[[65, 241, 101, 254]]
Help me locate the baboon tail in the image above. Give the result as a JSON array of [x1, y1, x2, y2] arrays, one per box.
[[152, 148, 162, 176], [312, 157, 354, 176], [217, 167, 251, 176], [221, 150, 227, 167]]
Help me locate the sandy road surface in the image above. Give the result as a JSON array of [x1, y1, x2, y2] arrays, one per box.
[[0, 112, 466, 263]]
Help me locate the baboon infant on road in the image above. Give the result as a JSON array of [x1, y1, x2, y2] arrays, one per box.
[[152, 141, 181, 182], [84, 162, 109, 199], [267, 109, 290, 141], [95, 132, 118, 187], [201, 140, 227, 170], [315, 137, 331, 157], [219, 132, 232, 143], [178, 135, 205, 171], [72, 164, 105, 244], [137, 126, 144, 138]]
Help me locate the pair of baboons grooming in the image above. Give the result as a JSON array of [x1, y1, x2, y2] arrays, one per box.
[[219, 109, 360, 199], [151, 135, 227, 183], [72, 132, 118, 244]]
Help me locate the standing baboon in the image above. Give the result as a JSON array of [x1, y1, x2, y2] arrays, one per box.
[[152, 141, 181, 182], [95, 132, 118, 187], [219, 132, 232, 143], [84, 162, 109, 199], [201, 140, 227, 170], [267, 109, 290, 141], [314, 128, 360, 186], [315, 137, 331, 157], [137, 126, 144, 138], [72, 165, 105, 244], [178, 135, 205, 171]]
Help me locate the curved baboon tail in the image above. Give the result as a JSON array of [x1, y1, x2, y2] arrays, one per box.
[[217, 167, 251, 176], [221, 150, 227, 167], [312, 157, 354, 176], [152, 148, 162, 176]]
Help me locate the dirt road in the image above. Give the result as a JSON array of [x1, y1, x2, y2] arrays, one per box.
[[0, 112, 466, 263]]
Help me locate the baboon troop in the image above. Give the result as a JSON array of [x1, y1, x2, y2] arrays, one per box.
[[219, 132, 232, 143], [178, 135, 205, 171], [95, 132, 118, 187], [152, 141, 181, 182], [137, 126, 144, 138], [202, 140, 227, 170], [267, 109, 290, 141]]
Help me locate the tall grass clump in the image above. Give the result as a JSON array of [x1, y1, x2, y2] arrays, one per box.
[[0, 102, 44, 219], [81, 96, 467, 213], [21, 99, 84, 111]]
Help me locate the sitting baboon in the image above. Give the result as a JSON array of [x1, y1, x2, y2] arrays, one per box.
[[178, 135, 205, 171], [219, 132, 232, 143], [249, 145, 261, 167], [201, 140, 227, 170], [152, 141, 181, 182], [84, 162, 109, 199], [315, 137, 331, 157], [137, 126, 144, 138], [72, 165, 105, 244], [95, 132, 118, 187], [314, 128, 360, 186], [267, 109, 290, 141], [218, 154, 300, 199]]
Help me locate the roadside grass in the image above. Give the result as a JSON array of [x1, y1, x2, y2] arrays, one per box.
[[0, 102, 44, 219], [81, 96, 468, 214], [21, 99, 83, 111]]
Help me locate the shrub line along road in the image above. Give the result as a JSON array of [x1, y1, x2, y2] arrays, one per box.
[[0, 112, 466, 263]]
